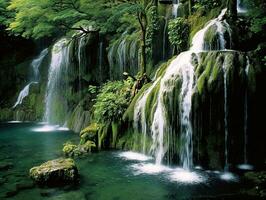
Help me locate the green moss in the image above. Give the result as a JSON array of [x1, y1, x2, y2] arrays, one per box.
[[145, 80, 161, 125], [98, 124, 109, 150], [123, 82, 152, 122], [204, 25, 219, 49], [197, 55, 214, 94], [63, 141, 78, 157], [80, 123, 99, 136], [81, 140, 96, 153], [111, 122, 119, 148]]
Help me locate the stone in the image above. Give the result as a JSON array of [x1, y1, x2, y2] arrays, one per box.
[[29, 158, 79, 186], [63, 142, 78, 157]]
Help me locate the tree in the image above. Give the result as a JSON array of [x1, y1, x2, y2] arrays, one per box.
[[6, 0, 116, 38], [113, 0, 156, 75], [0, 0, 13, 26], [6, 0, 155, 75], [168, 17, 189, 54]]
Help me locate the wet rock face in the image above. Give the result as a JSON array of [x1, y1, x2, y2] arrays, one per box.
[[29, 158, 79, 186]]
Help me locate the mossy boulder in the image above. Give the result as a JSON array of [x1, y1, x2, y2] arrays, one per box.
[[29, 158, 79, 186], [80, 123, 99, 144], [63, 140, 96, 157], [79, 140, 97, 153], [63, 142, 78, 157]]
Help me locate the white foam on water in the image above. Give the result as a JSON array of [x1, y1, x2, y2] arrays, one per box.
[[118, 151, 153, 162], [31, 125, 69, 132], [220, 172, 238, 182], [7, 121, 22, 123], [169, 168, 204, 183], [131, 163, 172, 175], [237, 164, 254, 170], [195, 166, 203, 170], [58, 127, 70, 131]]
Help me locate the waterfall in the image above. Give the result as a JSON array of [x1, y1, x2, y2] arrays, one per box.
[[179, 53, 195, 170], [99, 42, 103, 82], [77, 35, 87, 99], [134, 79, 160, 154], [133, 9, 235, 170], [31, 49, 49, 81], [108, 44, 115, 79], [13, 82, 36, 108], [148, 51, 196, 167], [108, 33, 140, 79], [191, 9, 230, 52], [13, 49, 48, 108], [237, 0, 247, 13], [172, 0, 180, 18], [244, 57, 250, 164], [222, 59, 229, 170], [118, 38, 127, 74], [44, 38, 70, 124], [130, 40, 139, 75]]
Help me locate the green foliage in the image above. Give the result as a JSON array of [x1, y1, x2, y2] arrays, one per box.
[[245, 0, 266, 38], [193, 0, 222, 12], [168, 17, 189, 53], [0, 0, 13, 26], [6, 0, 126, 38], [146, 6, 160, 55], [93, 78, 134, 123], [87, 85, 98, 95]]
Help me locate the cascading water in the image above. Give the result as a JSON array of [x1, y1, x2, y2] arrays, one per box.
[[99, 42, 103, 82], [191, 9, 231, 52], [108, 31, 140, 79], [13, 83, 36, 108], [244, 57, 250, 164], [150, 51, 196, 168], [31, 49, 49, 81], [237, 0, 247, 13], [13, 49, 48, 108], [134, 9, 231, 170], [44, 38, 70, 124], [134, 79, 160, 154], [130, 40, 140, 75], [77, 35, 87, 99], [118, 38, 127, 74], [222, 60, 229, 170], [172, 0, 180, 18], [238, 57, 254, 170]]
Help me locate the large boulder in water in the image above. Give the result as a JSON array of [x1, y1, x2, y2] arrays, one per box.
[[29, 158, 79, 186]]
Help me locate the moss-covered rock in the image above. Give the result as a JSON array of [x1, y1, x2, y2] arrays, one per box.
[[63, 142, 78, 157], [29, 158, 79, 186]]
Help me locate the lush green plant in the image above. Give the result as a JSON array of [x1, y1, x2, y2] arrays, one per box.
[[245, 0, 266, 37], [93, 78, 134, 123], [168, 17, 189, 54], [193, 0, 222, 12], [146, 6, 160, 56]]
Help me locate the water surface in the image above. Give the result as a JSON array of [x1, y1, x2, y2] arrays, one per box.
[[0, 123, 247, 200]]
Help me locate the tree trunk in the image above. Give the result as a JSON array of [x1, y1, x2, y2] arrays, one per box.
[[188, 0, 192, 15], [141, 28, 147, 75]]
